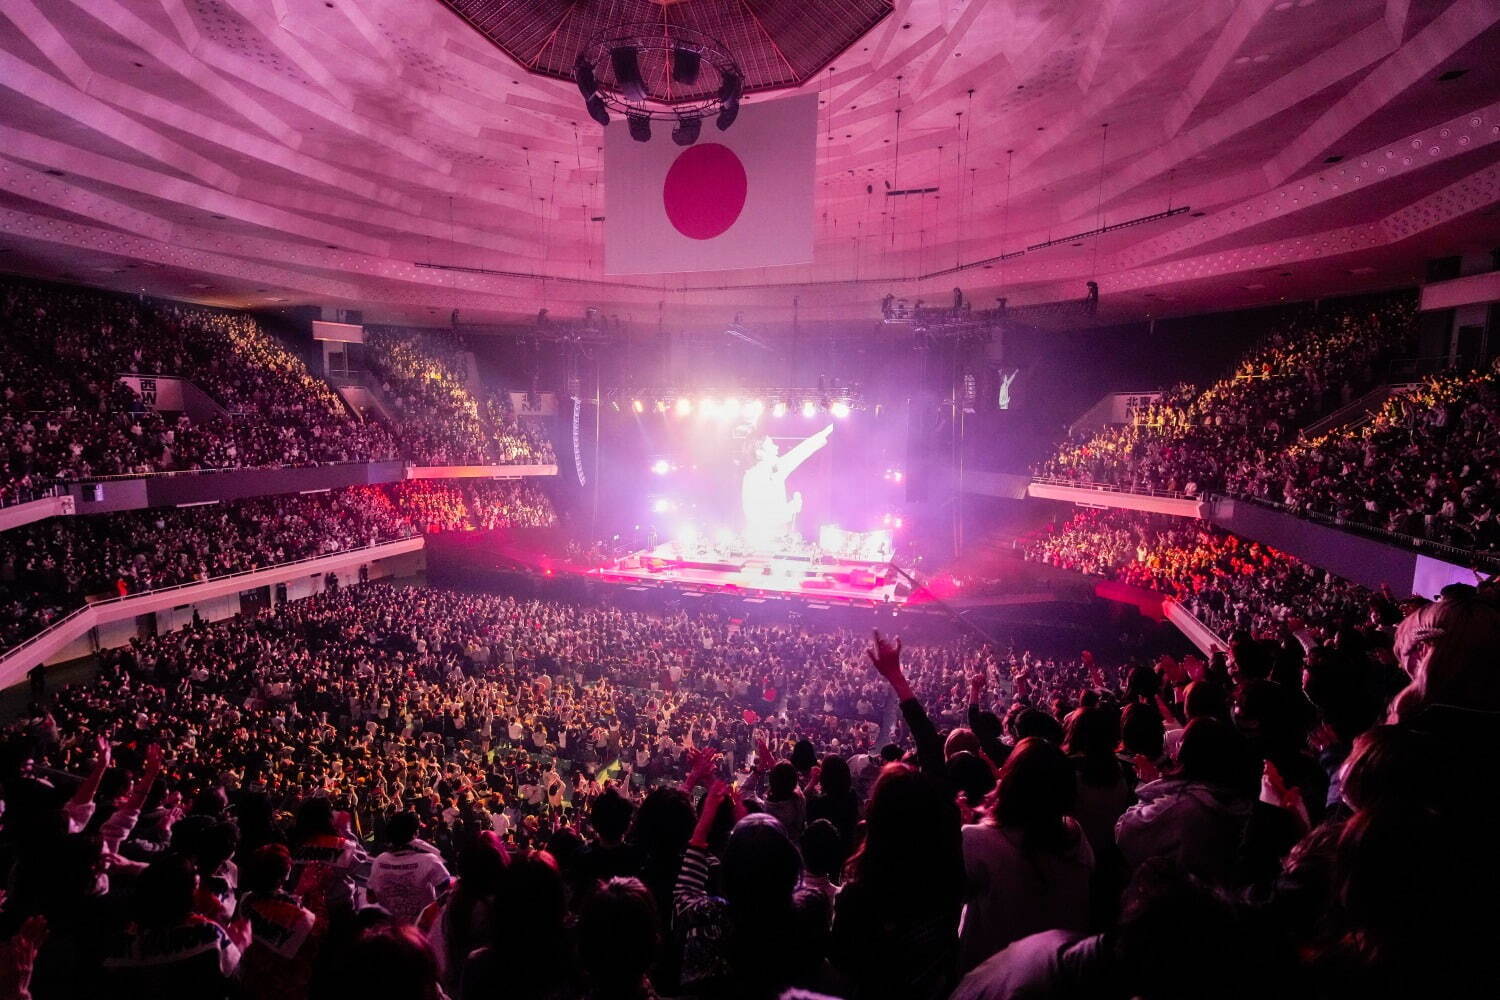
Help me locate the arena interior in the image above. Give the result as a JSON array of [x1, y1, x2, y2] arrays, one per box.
[[0, 1, 1497, 998]]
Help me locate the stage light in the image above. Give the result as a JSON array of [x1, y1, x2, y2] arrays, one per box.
[[723, 397, 741, 419], [650, 459, 671, 476], [716, 72, 742, 131], [831, 400, 852, 419], [611, 46, 647, 103], [892, 470, 904, 483], [893, 517, 903, 529], [801, 400, 817, 419], [585, 95, 611, 127], [655, 399, 668, 413], [671, 115, 702, 147], [699, 397, 718, 417], [652, 498, 674, 514], [632, 399, 644, 413], [772, 401, 788, 418], [575, 56, 598, 99], [745, 399, 764, 420], [716, 100, 739, 132], [627, 112, 651, 143], [675, 398, 692, 417]]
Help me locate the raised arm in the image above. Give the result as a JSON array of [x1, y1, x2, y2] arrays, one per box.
[[773, 424, 832, 478]]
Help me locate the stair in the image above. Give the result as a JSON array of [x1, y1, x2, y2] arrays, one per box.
[[1299, 383, 1411, 440]]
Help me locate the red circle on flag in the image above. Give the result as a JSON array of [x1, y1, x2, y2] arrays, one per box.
[[662, 143, 748, 240]]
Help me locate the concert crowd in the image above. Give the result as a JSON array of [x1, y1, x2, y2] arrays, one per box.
[[1227, 366, 1500, 553], [1036, 295, 1417, 498], [0, 280, 555, 506], [0, 565, 1490, 999], [0, 481, 556, 655]]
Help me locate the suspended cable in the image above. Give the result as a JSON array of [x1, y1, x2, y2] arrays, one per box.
[[1094, 124, 1110, 230]]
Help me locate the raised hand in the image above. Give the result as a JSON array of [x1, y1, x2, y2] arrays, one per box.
[[0, 915, 46, 1000], [866, 630, 904, 682], [968, 672, 987, 703], [754, 738, 774, 772], [682, 747, 721, 790]]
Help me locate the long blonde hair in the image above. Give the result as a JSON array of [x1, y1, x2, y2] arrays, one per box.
[[1390, 593, 1500, 721]]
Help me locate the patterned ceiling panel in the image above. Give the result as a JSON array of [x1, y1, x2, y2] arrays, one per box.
[[438, 0, 894, 97]]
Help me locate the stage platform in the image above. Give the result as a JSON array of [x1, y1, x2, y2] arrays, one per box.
[[589, 542, 906, 607]]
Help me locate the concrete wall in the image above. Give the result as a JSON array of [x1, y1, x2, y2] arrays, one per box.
[[0, 495, 73, 533], [1027, 480, 1207, 517], [408, 465, 558, 479]]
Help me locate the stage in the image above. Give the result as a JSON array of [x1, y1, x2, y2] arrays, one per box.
[[589, 540, 907, 607]]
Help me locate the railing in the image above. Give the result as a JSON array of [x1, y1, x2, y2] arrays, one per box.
[[1163, 598, 1227, 655], [1029, 476, 1202, 502], [70, 458, 410, 484], [0, 535, 422, 664], [1297, 384, 1395, 440], [0, 481, 64, 511], [1219, 493, 1500, 572]]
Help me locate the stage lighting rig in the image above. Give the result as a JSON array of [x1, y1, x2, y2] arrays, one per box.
[[573, 24, 743, 144]]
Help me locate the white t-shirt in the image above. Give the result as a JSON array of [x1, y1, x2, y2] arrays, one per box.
[[368, 844, 451, 925]]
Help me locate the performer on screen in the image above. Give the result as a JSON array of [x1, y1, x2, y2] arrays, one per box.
[[742, 424, 832, 549]]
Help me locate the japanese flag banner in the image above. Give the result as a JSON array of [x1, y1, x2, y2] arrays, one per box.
[[603, 93, 817, 275]]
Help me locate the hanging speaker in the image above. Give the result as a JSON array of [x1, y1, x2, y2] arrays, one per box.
[[611, 46, 647, 102]]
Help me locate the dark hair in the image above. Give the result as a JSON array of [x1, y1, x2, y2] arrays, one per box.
[[844, 764, 963, 914], [243, 843, 294, 894], [800, 818, 843, 879], [986, 737, 1076, 853], [722, 814, 802, 988], [1183, 680, 1229, 722], [1125, 664, 1161, 701], [577, 878, 658, 996], [946, 750, 996, 805], [590, 787, 635, 844], [441, 832, 509, 978], [1178, 719, 1256, 793], [817, 754, 852, 799], [768, 760, 799, 800], [341, 922, 442, 1000], [291, 797, 337, 844], [790, 739, 819, 774], [386, 811, 420, 847], [628, 787, 695, 861], [1120, 702, 1165, 760], [1115, 860, 1259, 999], [134, 855, 198, 927], [1339, 725, 1450, 813], [1012, 708, 1064, 744], [1064, 706, 1123, 786]]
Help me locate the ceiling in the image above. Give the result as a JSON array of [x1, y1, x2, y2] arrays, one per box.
[[0, 0, 1496, 328]]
